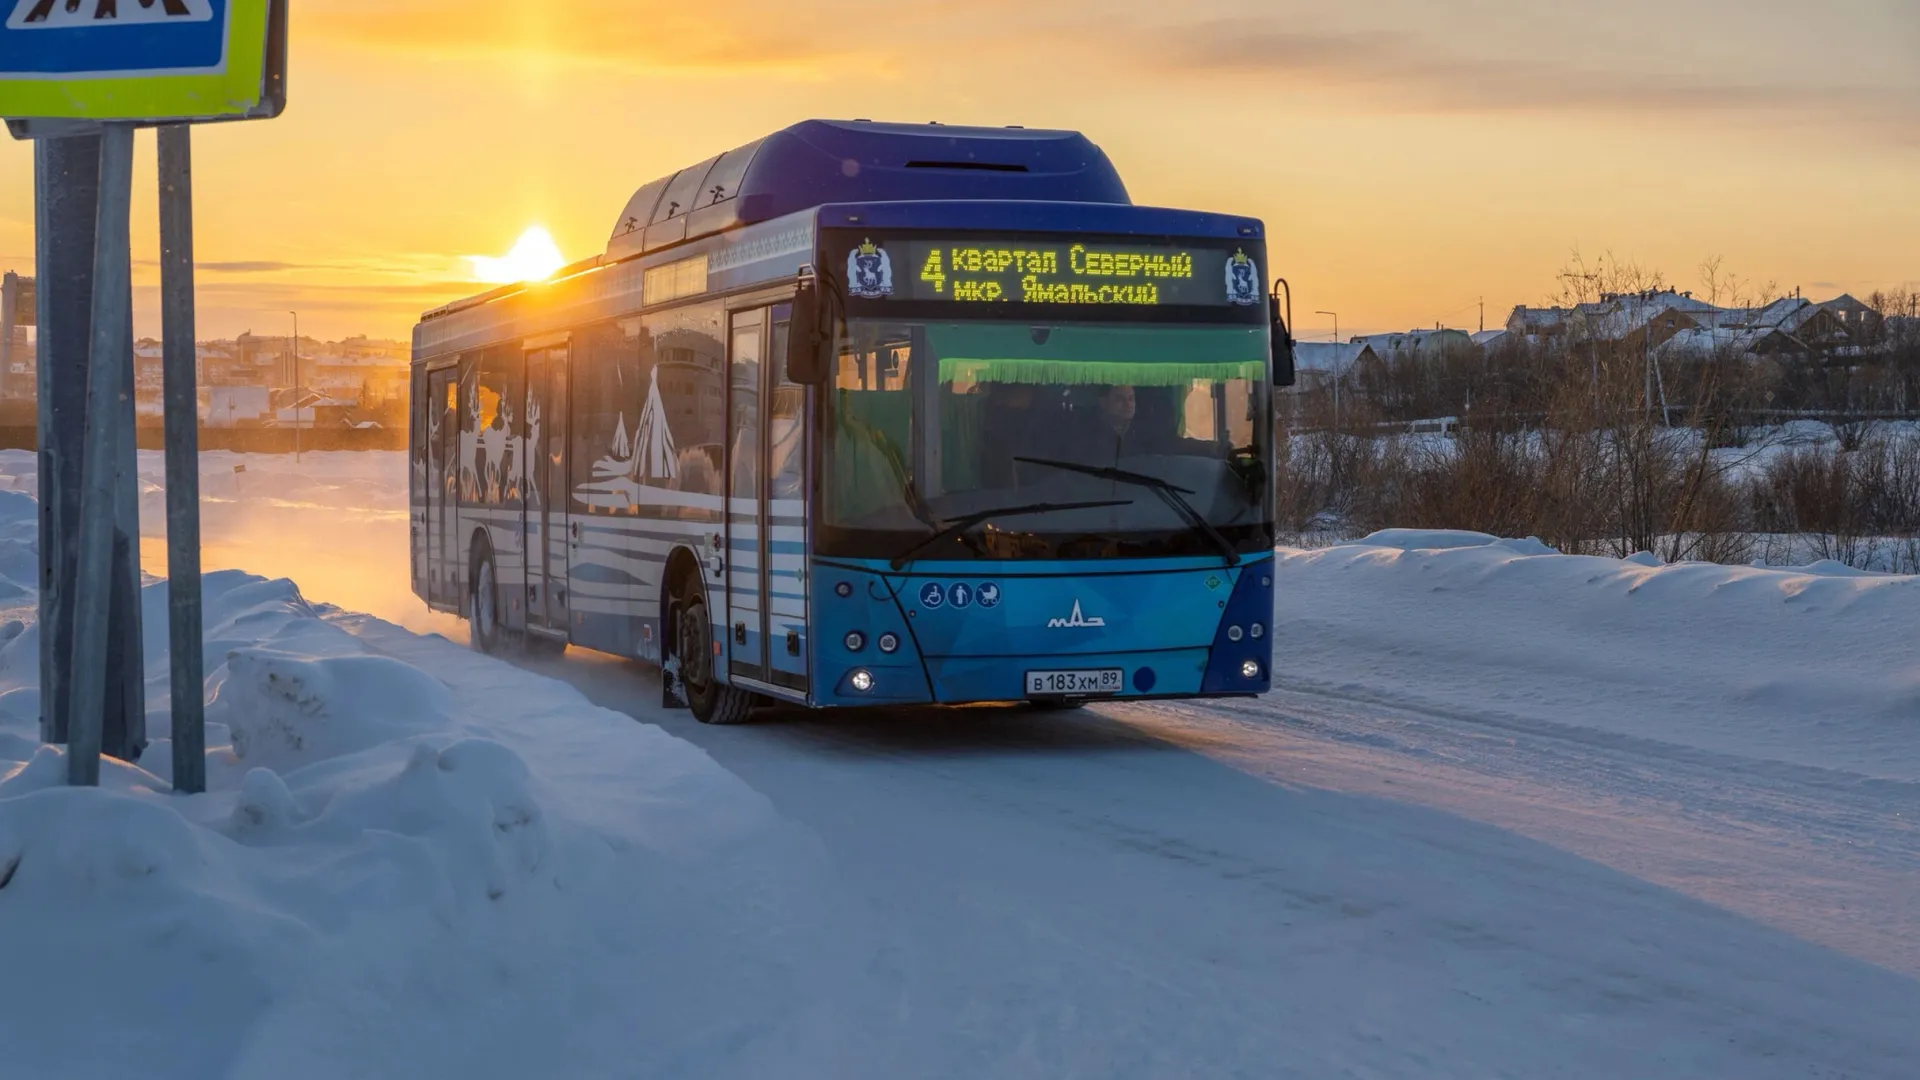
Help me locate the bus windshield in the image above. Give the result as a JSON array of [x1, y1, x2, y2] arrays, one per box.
[[821, 320, 1273, 562]]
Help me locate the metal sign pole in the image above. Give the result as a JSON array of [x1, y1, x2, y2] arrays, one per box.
[[158, 124, 205, 795], [8, 0, 289, 786], [63, 122, 135, 787], [33, 131, 99, 748]]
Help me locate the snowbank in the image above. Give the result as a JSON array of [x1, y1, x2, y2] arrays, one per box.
[[0, 483, 853, 1078], [1278, 530, 1920, 783]]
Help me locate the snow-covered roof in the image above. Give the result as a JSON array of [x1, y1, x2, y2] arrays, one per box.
[[1509, 307, 1567, 332], [1579, 292, 1729, 341], [1471, 330, 1509, 349], [1293, 341, 1373, 372], [1351, 329, 1470, 354], [1735, 297, 1817, 331], [1656, 326, 1800, 357]]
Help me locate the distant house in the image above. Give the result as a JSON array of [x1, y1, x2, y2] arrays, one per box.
[[1568, 291, 1719, 351], [1507, 306, 1570, 342], [206, 385, 271, 427], [1656, 326, 1801, 360], [1285, 342, 1378, 397], [1819, 295, 1884, 343], [1350, 329, 1473, 358], [1507, 290, 1884, 361], [309, 351, 409, 406]]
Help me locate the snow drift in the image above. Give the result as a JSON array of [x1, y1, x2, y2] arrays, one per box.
[[0, 481, 854, 1078], [1279, 530, 1920, 784]]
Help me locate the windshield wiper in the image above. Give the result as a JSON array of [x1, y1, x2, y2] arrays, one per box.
[[1014, 457, 1242, 566], [889, 500, 1134, 571]]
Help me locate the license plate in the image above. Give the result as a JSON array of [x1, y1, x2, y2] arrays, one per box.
[[1025, 668, 1124, 697]]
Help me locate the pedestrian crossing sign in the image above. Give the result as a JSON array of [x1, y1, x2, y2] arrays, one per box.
[[0, 0, 284, 126]]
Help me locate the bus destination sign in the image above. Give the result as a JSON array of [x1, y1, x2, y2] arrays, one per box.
[[850, 237, 1264, 308]]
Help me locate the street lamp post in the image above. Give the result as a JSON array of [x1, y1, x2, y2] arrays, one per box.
[[1316, 311, 1340, 434], [287, 309, 300, 462]]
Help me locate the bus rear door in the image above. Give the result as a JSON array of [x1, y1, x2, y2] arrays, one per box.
[[524, 339, 572, 642]]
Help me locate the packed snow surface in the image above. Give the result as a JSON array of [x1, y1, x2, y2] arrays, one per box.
[[1, 450, 1917, 1079]]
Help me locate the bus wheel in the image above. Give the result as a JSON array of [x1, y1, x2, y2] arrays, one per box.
[[676, 585, 753, 725], [469, 549, 508, 655]]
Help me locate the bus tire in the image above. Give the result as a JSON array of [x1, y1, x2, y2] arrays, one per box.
[[469, 545, 509, 656], [675, 581, 753, 725]]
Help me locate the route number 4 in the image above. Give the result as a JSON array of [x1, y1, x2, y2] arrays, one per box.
[[8, 0, 212, 29], [920, 249, 946, 295]]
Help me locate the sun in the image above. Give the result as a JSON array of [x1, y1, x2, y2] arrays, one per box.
[[470, 226, 567, 284]]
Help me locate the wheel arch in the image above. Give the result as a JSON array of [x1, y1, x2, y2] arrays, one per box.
[[660, 544, 707, 659]]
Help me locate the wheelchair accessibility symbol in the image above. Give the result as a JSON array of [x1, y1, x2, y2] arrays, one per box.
[[919, 582, 944, 609]]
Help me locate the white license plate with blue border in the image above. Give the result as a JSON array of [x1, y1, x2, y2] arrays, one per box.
[[1025, 668, 1124, 697]]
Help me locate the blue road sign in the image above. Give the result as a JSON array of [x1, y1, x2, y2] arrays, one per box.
[[0, 0, 284, 125]]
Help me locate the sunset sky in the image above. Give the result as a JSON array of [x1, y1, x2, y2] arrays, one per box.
[[2, 0, 1916, 343]]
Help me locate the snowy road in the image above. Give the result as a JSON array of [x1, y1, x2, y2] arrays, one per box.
[[1130, 682, 1920, 981], [59, 451, 1920, 1076], [533, 650, 1920, 1078]]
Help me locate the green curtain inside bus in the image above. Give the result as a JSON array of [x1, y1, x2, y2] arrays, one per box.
[[928, 324, 1267, 387]]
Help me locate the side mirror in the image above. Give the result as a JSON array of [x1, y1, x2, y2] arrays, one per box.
[[785, 275, 830, 385], [1270, 278, 1297, 389]]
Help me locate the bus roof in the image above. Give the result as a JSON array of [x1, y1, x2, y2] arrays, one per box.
[[604, 119, 1131, 261], [416, 121, 1264, 334]]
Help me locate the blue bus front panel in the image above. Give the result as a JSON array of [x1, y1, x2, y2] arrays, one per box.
[[811, 556, 1274, 707]]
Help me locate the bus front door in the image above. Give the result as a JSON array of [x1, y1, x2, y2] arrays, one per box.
[[524, 342, 571, 641], [725, 304, 810, 695]]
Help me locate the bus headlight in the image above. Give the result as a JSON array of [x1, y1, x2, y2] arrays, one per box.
[[878, 632, 900, 654], [1240, 659, 1262, 680], [845, 631, 866, 652], [850, 669, 875, 693], [1251, 623, 1264, 639], [1227, 625, 1244, 642]]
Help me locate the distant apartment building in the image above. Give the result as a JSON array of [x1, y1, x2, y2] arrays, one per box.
[[0, 272, 33, 401]]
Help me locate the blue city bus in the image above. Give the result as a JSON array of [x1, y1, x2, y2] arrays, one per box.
[[409, 119, 1296, 723]]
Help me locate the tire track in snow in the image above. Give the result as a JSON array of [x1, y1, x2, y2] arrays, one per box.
[[1103, 685, 1920, 979]]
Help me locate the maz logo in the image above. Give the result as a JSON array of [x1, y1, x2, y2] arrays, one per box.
[[1046, 600, 1107, 629], [10, 0, 212, 29]]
